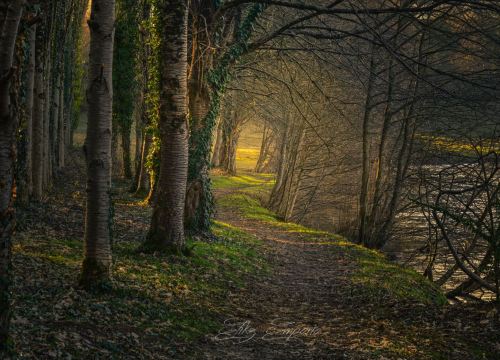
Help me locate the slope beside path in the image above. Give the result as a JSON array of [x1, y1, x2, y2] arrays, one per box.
[[196, 172, 499, 359]]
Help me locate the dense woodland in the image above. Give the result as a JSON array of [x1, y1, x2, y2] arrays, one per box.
[[1, 0, 499, 358]]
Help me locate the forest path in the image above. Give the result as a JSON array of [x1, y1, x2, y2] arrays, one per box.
[[200, 190, 363, 359], [195, 178, 498, 360]]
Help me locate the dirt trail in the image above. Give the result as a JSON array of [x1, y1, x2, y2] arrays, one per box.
[[195, 185, 498, 360]]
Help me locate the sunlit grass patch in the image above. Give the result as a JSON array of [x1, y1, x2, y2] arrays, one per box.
[[351, 248, 447, 306], [212, 172, 274, 191], [218, 193, 278, 223], [419, 135, 500, 156], [236, 148, 260, 170], [218, 192, 346, 241], [216, 182, 446, 306]]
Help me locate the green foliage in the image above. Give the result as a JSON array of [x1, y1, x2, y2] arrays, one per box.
[[144, 0, 161, 189], [113, 0, 139, 167], [69, 0, 88, 134]]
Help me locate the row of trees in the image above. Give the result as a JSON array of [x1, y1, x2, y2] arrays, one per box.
[[0, 0, 268, 352], [1, 0, 89, 350], [225, 1, 500, 300], [2, 0, 499, 354]]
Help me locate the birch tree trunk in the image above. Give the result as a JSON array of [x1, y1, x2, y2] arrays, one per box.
[[145, 0, 189, 252], [0, 0, 24, 353], [80, 0, 115, 288]]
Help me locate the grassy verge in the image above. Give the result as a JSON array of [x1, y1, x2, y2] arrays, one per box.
[[12, 220, 267, 357], [418, 134, 500, 156], [214, 172, 446, 306]]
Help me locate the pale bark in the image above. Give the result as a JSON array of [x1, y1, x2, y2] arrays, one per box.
[[80, 0, 115, 288], [145, 0, 189, 252]]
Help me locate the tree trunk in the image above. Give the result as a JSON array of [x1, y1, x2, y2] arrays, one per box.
[[52, 73, 60, 171], [358, 47, 376, 246], [58, 73, 65, 169], [144, 0, 189, 252], [32, 26, 44, 200], [133, 112, 143, 182], [219, 109, 243, 175], [42, 50, 51, 190], [21, 25, 36, 202], [221, 123, 241, 175], [135, 132, 151, 195], [368, 56, 395, 236], [211, 117, 223, 167], [121, 128, 132, 179], [255, 123, 273, 173], [80, 0, 115, 289], [269, 119, 290, 209], [111, 123, 121, 177], [225, 130, 239, 175], [185, 80, 211, 232], [0, 0, 23, 353]]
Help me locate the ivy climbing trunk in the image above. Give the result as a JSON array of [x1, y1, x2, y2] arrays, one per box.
[[113, 0, 138, 180], [185, 3, 267, 234], [0, 0, 23, 353], [186, 78, 212, 233], [80, 0, 115, 288], [144, 0, 189, 252]]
